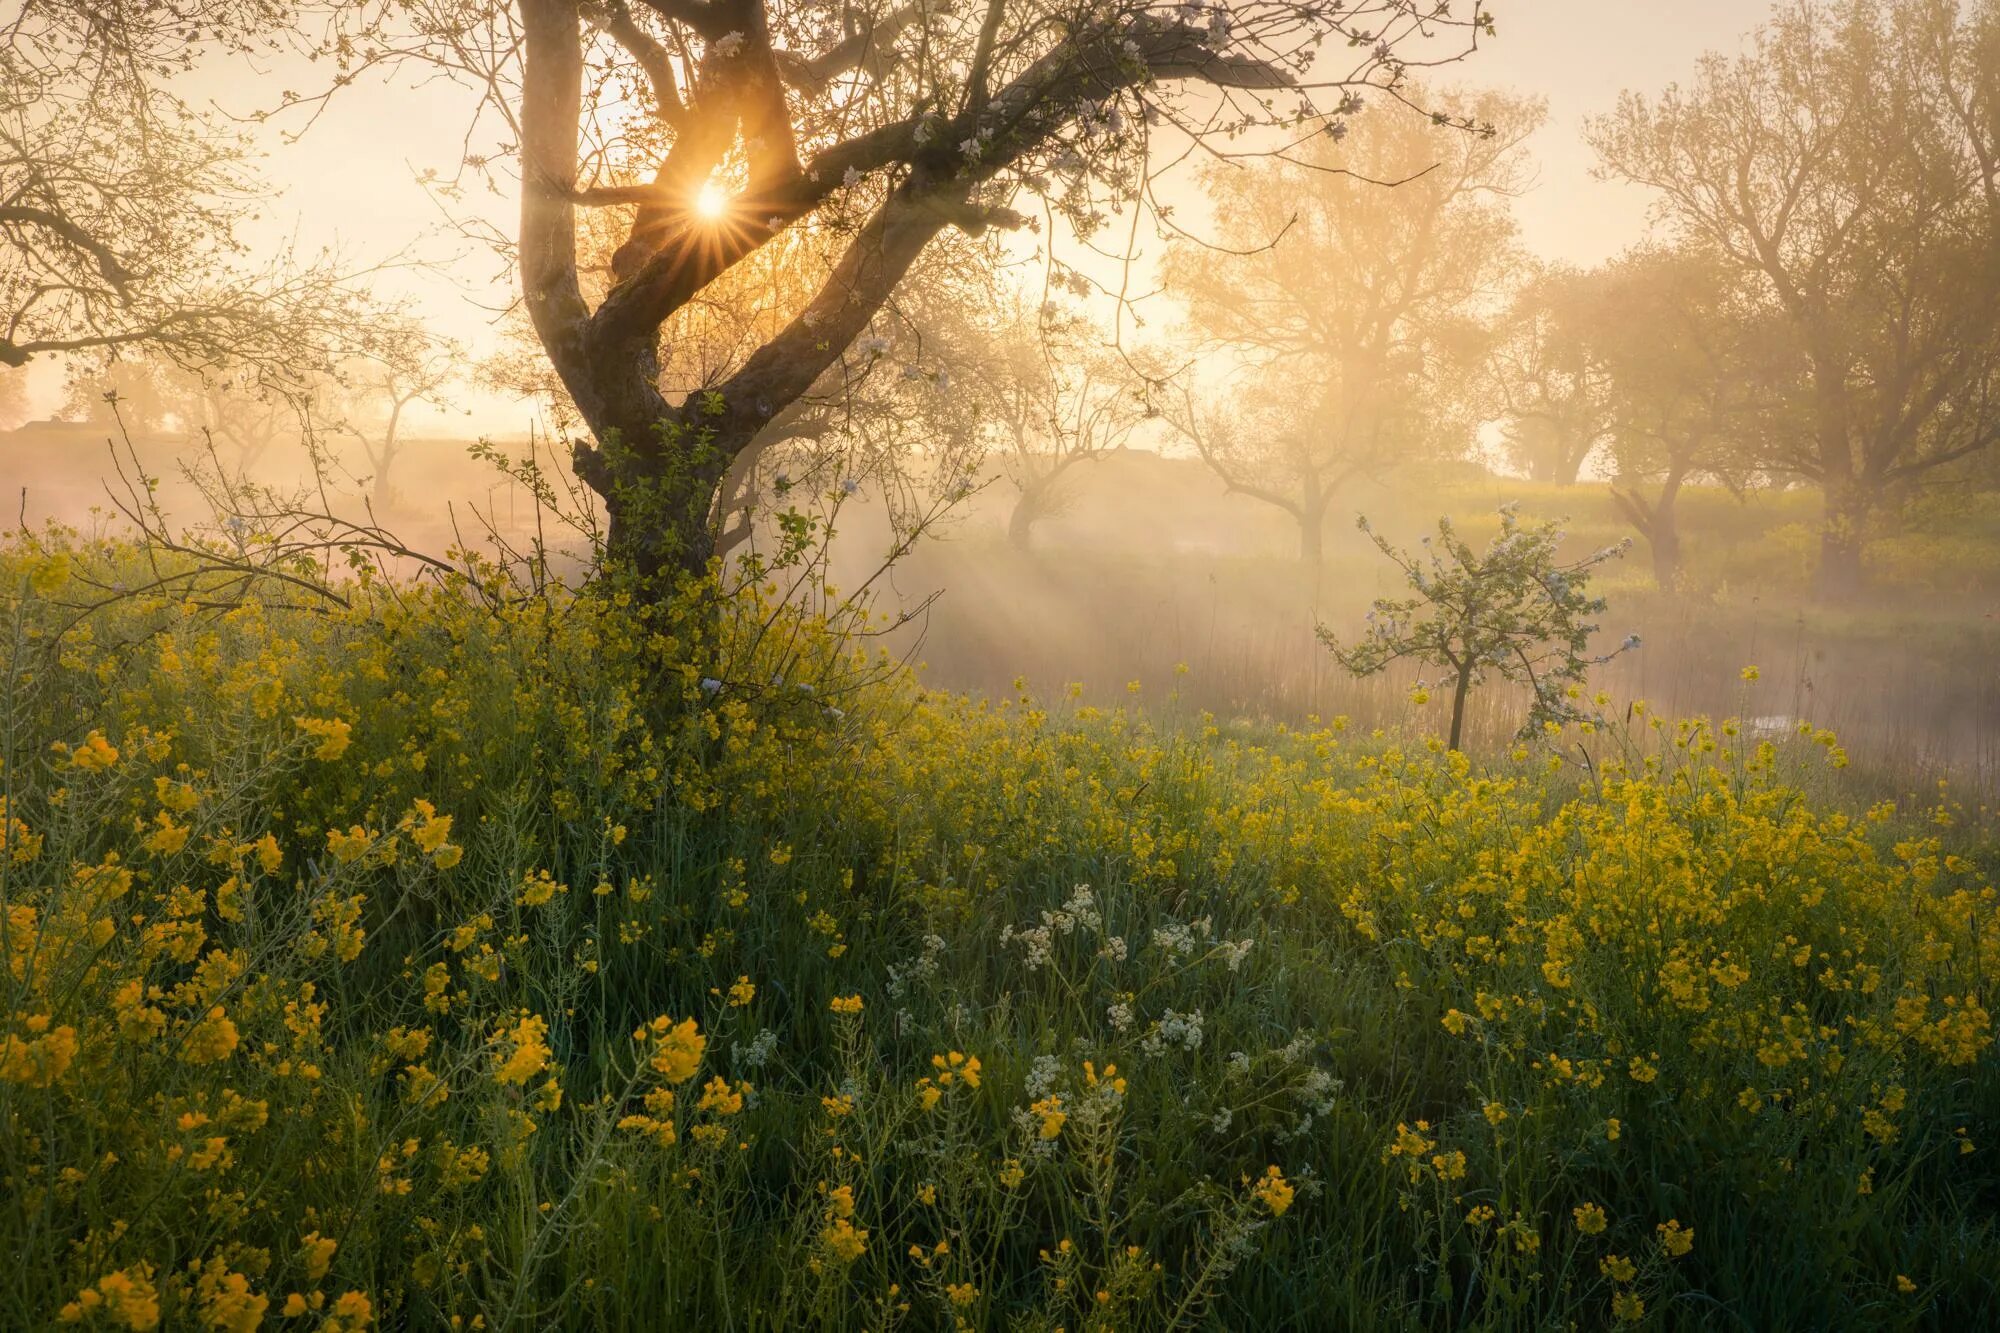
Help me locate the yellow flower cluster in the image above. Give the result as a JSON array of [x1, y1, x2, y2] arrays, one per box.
[[1251, 1166, 1294, 1218], [3, 532, 1992, 1329]]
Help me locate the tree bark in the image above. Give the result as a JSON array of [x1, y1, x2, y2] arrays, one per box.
[[1007, 479, 1048, 550], [1297, 473, 1326, 567], [1298, 512, 1324, 566], [1649, 513, 1681, 591], [371, 398, 406, 510], [1449, 663, 1472, 752], [1817, 480, 1869, 601]]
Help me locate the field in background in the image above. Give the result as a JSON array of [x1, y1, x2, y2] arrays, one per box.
[[886, 455, 2000, 797], [8, 423, 1999, 795]]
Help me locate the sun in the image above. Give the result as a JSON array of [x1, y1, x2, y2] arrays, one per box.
[[693, 182, 729, 220]]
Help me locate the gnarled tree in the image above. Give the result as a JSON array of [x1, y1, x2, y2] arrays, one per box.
[[474, 0, 1500, 587], [1594, 245, 1766, 590], [1485, 263, 1614, 486]]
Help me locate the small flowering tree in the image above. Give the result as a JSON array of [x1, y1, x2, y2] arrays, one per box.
[[1321, 505, 1637, 750]]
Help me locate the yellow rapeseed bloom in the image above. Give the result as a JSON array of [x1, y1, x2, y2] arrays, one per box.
[[697, 1076, 746, 1115], [821, 1217, 868, 1264], [301, 1232, 339, 1281], [642, 1016, 706, 1083], [59, 1265, 160, 1329], [181, 1007, 240, 1066], [1252, 1165, 1295, 1217], [295, 716, 354, 761], [493, 1013, 551, 1086], [0, 1017, 79, 1086], [931, 1050, 981, 1089]]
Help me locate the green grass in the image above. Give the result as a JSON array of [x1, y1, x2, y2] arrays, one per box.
[[1, 534, 1997, 1329]]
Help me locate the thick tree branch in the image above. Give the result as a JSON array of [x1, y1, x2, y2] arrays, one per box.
[[520, 0, 615, 418], [604, 0, 686, 126], [0, 205, 131, 292], [632, 0, 731, 41]]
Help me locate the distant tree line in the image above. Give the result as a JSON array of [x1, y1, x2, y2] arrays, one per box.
[[1149, 0, 2000, 602]]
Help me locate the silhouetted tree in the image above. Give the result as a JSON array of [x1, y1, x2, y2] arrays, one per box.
[[1591, 0, 2000, 599], [1168, 86, 1538, 564]]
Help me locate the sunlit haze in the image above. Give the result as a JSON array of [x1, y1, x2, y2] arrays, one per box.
[[5, 2, 2000, 1323]]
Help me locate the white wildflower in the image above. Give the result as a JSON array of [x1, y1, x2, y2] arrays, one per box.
[[733, 1028, 778, 1070]]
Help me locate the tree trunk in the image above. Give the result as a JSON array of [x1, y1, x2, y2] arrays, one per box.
[[1007, 478, 1047, 550], [1649, 516, 1681, 591], [1298, 512, 1324, 566], [1647, 469, 1684, 592], [1448, 664, 1472, 752], [1552, 446, 1587, 487], [371, 400, 405, 511], [575, 415, 737, 591], [1816, 481, 1868, 601], [1298, 473, 1326, 567]]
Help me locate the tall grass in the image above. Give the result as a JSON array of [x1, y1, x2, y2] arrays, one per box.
[[1, 529, 1996, 1329]]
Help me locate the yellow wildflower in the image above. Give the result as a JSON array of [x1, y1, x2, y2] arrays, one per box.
[[181, 1007, 240, 1066], [641, 1016, 705, 1083], [295, 716, 353, 761], [1252, 1165, 1295, 1217], [493, 1013, 551, 1086], [301, 1232, 339, 1281]]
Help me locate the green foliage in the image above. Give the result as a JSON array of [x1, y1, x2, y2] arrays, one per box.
[[1321, 505, 1636, 749], [0, 532, 1996, 1330]]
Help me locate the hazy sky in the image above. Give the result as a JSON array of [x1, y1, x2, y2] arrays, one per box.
[[21, 1, 1782, 427], [1471, 0, 1779, 264]]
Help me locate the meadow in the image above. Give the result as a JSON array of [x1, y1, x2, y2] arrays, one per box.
[[3, 523, 1997, 1331], [900, 462, 2000, 796]]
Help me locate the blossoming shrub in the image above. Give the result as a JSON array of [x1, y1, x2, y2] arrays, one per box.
[[1, 531, 1995, 1328]]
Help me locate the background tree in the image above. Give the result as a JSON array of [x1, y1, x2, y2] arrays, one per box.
[[1594, 245, 1766, 590], [1166, 86, 1538, 563], [1, 4, 383, 378], [296, 0, 1500, 592], [1322, 506, 1636, 751], [1485, 263, 1614, 485], [953, 296, 1153, 549], [336, 322, 463, 510], [1590, 0, 2000, 599], [64, 352, 316, 480]]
